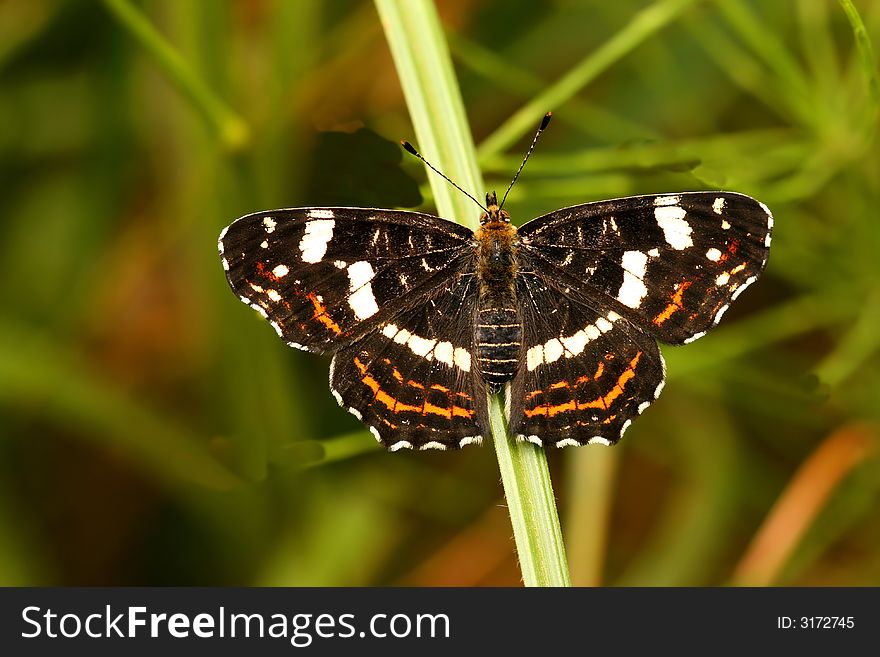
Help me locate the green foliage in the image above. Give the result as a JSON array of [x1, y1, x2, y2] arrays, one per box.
[[0, 0, 877, 586]]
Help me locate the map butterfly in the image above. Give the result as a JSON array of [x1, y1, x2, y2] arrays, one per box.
[[219, 114, 772, 451]]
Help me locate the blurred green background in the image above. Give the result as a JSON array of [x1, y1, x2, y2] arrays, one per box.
[[1, 0, 878, 586]]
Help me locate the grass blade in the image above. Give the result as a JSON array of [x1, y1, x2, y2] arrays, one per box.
[[375, 0, 571, 587]]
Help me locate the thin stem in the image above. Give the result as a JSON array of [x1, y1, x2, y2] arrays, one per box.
[[375, 0, 571, 587], [477, 0, 702, 159], [101, 0, 250, 151]]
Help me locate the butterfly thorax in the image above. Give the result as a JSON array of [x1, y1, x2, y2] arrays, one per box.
[[474, 194, 521, 392]]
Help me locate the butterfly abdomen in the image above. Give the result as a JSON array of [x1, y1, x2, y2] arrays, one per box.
[[476, 307, 520, 392], [475, 219, 521, 392]]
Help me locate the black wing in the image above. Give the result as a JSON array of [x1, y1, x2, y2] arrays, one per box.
[[517, 191, 772, 344], [219, 207, 474, 353], [510, 262, 666, 447], [329, 271, 487, 450]]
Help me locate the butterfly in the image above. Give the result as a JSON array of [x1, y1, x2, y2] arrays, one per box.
[[218, 115, 772, 451]]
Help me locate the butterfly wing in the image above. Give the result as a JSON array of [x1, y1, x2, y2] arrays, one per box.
[[330, 270, 488, 450], [219, 207, 475, 353], [517, 191, 772, 344], [509, 191, 771, 446], [510, 262, 666, 446]]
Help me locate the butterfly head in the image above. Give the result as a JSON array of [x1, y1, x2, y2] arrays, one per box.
[[480, 191, 511, 225]]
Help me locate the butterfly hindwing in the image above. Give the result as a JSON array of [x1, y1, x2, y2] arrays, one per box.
[[518, 191, 772, 345], [219, 207, 474, 353], [510, 261, 666, 446], [329, 271, 487, 450]]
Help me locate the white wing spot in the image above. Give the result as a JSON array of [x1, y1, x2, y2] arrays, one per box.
[[556, 438, 580, 448], [266, 289, 282, 302], [347, 260, 379, 320], [648, 248, 660, 257], [453, 348, 471, 372], [617, 250, 649, 308], [705, 248, 722, 262], [540, 338, 562, 364], [527, 311, 618, 371], [407, 334, 437, 357], [459, 436, 482, 448], [526, 345, 544, 371], [654, 195, 681, 206], [299, 219, 335, 263], [721, 220, 731, 230], [389, 440, 413, 452], [434, 341, 454, 367], [263, 216, 276, 233], [419, 441, 447, 451], [272, 264, 289, 278], [683, 331, 706, 344], [393, 328, 411, 344], [307, 209, 334, 219], [587, 437, 612, 446], [716, 271, 731, 285], [712, 197, 726, 214], [655, 205, 693, 250], [561, 330, 588, 356], [334, 260, 347, 269], [380, 324, 469, 371]]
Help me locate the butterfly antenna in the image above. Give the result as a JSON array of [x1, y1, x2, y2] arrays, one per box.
[[499, 112, 552, 211], [400, 141, 487, 212]]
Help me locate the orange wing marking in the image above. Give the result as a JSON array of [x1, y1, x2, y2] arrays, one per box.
[[524, 352, 642, 418], [256, 260, 281, 282], [525, 361, 607, 401], [354, 357, 474, 419], [653, 280, 693, 326], [307, 292, 343, 335]]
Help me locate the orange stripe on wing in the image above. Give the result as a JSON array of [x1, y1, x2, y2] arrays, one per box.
[[353, 357, 474, 419], [653, 280, 692, 326], [307, 292, 343, 335], [524, 352, 642, 417]]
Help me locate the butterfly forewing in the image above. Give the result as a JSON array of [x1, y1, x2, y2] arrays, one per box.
[[220, 207, 474, 353], [518, 192, 772, 345]]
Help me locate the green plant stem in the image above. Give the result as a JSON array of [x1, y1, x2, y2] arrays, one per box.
[[101, 0, 250, 151], [477, 0, 702, 159], [838, 0, 880, 117], [375, 0, 570, 587]]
